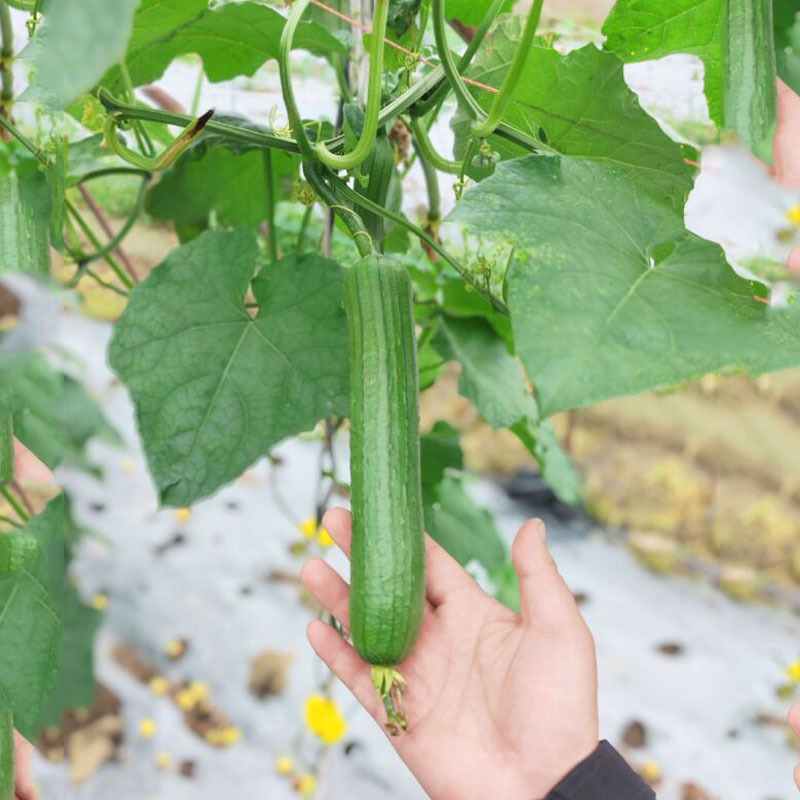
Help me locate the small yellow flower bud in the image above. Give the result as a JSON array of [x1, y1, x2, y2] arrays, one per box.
[[138, 718, 157, 739], [175, 688, 197, 711], [316, 527, 334, 548], [90, 592, 108, 611], [155, 751, 171, 768], [148, 676, 170, 696], [275, 755, 295, 776], [293, 773, 317, 797], [174, 507, 192, 523], [298, 517, 317, 539]]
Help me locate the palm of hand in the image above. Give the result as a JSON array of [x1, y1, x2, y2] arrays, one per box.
[[302, 509, 598, 800]]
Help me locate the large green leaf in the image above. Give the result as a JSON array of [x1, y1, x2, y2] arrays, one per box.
[[147, 132, 297, 241], [434, 315, 579, 503], [0, 151, 52, 276], [36, 583, 101, 728], [775, 0, 800, 95], [456, 32, 697, 208], [0, 496, 66, 739], [20, 0, 141, 109], [603, 0, 777, 160], [106, 1, 346, 90], [446, 0, 514, 26], [449, 155, 800, 415], [109, 229, 350, 506], [0, 353, 119, 472]]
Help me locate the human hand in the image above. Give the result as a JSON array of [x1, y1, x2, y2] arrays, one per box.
[[12, 733, 35, 800], [301, 509, 598, 800], [771, 80, 800, 273]]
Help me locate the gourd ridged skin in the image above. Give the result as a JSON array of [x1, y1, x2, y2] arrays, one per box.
[[0, 712, 13, 800], [345, 255, 425, 666]]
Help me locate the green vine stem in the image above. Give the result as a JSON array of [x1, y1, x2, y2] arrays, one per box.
[[471, 0, 543, 139], [372, 666, 408, 735], [314, 0, 390, 171], [431, 0, 484, 125], [70, 175, 148, 273], [65, 198, 134, 290], [0, 0, 13, 128], [303, 160, 373, 258], [104, 108, 214, 171], [412, 0, 506, 119], [0, 712, 13, 800], [408, 116, 461, 174], [416, 136, 441, 224], [326, 168, 508, 314], [69, 166, 150, 186], [278, 0, 317, 161]]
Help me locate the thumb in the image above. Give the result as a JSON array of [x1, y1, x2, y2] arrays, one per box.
[[511, 518, 579, 625]]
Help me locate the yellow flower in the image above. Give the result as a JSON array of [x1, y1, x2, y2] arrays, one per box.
[[294, 774, 317, 797], [148, 676, 170, 696], [317, 527, 334, 548], [639, 761, 662, 783], [174, 507, 192, 523], [188, 681, 211, 702], [175, 688, 197, 711], [275, 755, 295, 776], [218, 726, 241, 746], [787, 204, 800, 225], [786, 660, 800, 683], [164, 638, 187, 659], [155, 751, 171, 768], [90, 592, 108, 611], [138, 718, 157, 739], [304, 694, 347, 745], [298, 517, 318, 539]]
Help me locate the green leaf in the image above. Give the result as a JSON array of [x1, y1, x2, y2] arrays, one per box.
[[36, 583, 101, 728], [147, 137, 297, 240], [107, 1, 347, 90], [20, 0, 141, 109], [420, 420, 463, 488], [426, 475, 507, 571], [489, 562, 520, 612], [0, 352, 119, 472], [603, 0, 778, 159], [0, 151, 52, 276], [457, 34, 697, 209], [449, 155, 800, 415], [109, 229, 350, 506], [446, 0, 514, 27], [775, 0, 800, 95], [433, 315, 579, 503], [603, 0, 727, 123], [0, 495, 66, 739], [419, 424, 506, 571]]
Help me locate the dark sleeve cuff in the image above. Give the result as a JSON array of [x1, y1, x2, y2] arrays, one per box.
[[543, 741, 656, 800]]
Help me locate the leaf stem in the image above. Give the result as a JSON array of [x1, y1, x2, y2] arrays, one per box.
[[0, 515, 22, 529], [471, 0, 543, 138], [263, 149, 279, 261], [65, 198, 134, 290], [119, 61, 155, 159], [74, 177, 148, 272], [297, 203, 314, 252], [414, 130, 442, 222], [2, 0, 35, 9], [430, 0, 484, 124], [0, 486, 28, 523], [326, 168, 508, 313], [314, 0, 390, 170], [190, 59, 204, 117]]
